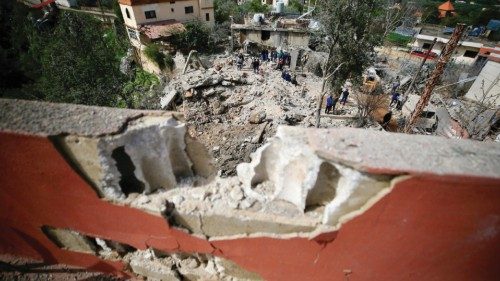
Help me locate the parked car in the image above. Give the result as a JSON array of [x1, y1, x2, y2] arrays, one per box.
[[410, 49, 438, 60]]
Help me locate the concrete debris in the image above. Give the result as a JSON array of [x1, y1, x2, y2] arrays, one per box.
[[237, 126, 394, 227], [123, 126, 399, 238], [54, 115, 215, 201], [159, 54, 367, 176], [248, 111, 267, 124], [125, 249, 262, 281]]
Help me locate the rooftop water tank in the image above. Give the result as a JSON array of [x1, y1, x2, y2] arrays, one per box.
[[276, 1, 285, 14], [253, 13, 265, 24]]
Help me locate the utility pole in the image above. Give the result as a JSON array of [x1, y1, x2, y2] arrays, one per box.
[[404, 24, 466, 134]]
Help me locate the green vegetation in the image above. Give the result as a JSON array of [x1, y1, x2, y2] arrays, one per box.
[[241, 0, 270, 14], [119, 68, 160, 108], [386, 32, 412, 47], [170, 21, 217, 53], [144, 43, 174, 71], [0, 0, 142, 108], [287, 0, 305, 14], [214, 0, 241, 23], [421, 0, 500, 26], [30, 12, 128, 106], [214, 0, 270, 24]]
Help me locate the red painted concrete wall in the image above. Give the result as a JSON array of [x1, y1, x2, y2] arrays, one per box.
[[1, 132, 499, 280]]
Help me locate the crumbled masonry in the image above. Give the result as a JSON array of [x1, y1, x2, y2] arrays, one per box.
[[125, 126, 398, 238], [159, 55, 379, 176], [2, 99, 499, 280], [125, 249, 262, 281], [54, 115, 215, 201], [40, 226, 262, 280]]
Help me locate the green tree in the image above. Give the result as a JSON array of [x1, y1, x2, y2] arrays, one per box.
[[0, 0, 41, 99], [144, 43, 174, 70], [170, 21, 215, 53], [287, 0, 304, 14], [315, 0, 383, 127], [29, 12, 128, 107], [241, 0, 270, 14], [214, 0, 240, 23]]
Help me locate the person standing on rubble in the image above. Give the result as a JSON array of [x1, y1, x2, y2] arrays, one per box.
[[237, 53, 244, 70], [271, 49, 277, 62], [396, 94, 406, 111], [252, 58, 260, 73], [390, 91, 400, 108], [325, 95, 334, 114], [391, 76, 400, 94], [340, 88, 350, 106], [276, 58, 284, 70]]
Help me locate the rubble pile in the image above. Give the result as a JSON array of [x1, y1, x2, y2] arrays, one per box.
[[160, 56, 331, 175], [125, 249, 262, 280]]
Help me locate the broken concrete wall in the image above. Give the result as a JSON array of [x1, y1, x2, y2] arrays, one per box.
[[1, 99, 500, 280], [233, 28, 310, 49], [1, 99, 217, 201]]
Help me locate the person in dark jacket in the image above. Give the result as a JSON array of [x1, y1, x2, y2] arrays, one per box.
[[390, 92, 400, 107], [340, 89, 349, 106], [325, 95, 334, 114]]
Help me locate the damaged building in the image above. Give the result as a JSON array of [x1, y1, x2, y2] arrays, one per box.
[[231, 16, 312, 50]]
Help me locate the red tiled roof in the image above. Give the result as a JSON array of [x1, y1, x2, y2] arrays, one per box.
[[31, 0, 55, 9], [438, 1, 455, 11]]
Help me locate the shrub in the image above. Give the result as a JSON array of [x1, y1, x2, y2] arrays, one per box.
[[170, 21, 215, 53], [385, 32, 412, 47], [144, 43, 173, 70]]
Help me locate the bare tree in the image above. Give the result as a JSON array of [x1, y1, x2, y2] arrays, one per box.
[[458, 79, 500, 140], [381, 0, 418, 38], [352, 91, 387, 126]]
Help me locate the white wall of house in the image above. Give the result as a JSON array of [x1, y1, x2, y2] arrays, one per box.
[[412, 35, 483, 65], [119, 0, 214, 29], [56, 0, 77, 7], [237, 29, 309, 48], [466, 61, 500, 107]]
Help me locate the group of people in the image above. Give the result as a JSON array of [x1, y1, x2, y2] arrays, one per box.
[[325, 88, 350, 114], [236, 49, 299, 85]]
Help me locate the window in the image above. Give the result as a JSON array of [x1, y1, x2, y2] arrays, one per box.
[[144, 10, 156, 19], [463, 50, 478, 58], [206, 13, 209, 21], [127, 27, 138, 40], [185, 6, 194, 14], [422, 43, 431, 49], [125, 8, 131, 19]]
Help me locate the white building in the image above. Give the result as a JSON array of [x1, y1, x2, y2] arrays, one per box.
[[119, 0, 214, 46], [466, 60, 500, 107], [412, 34, 484, 65]]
